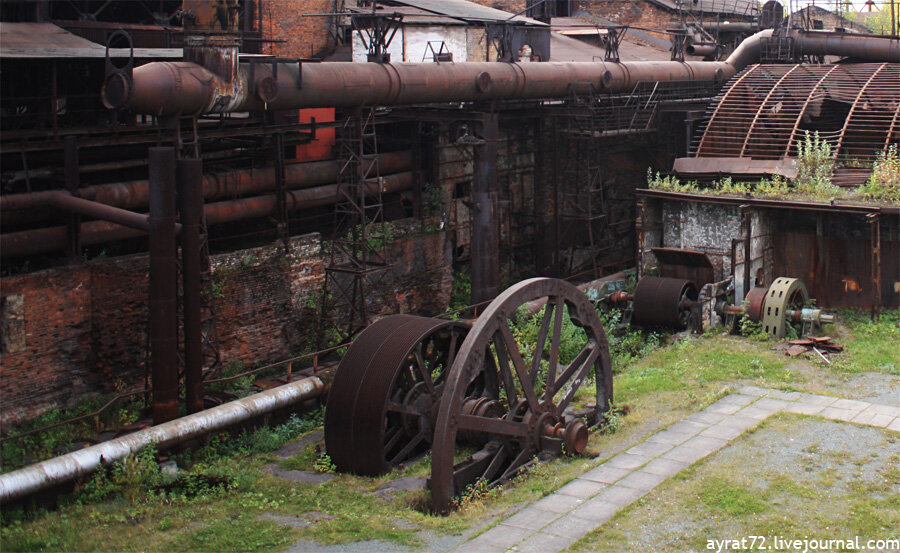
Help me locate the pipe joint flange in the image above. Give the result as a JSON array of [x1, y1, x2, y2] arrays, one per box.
[[475, 71, 493, 93]]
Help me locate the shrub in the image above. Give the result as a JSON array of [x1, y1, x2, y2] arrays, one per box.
[[795, 131, 840, 197], [858, 144, 900, 203]]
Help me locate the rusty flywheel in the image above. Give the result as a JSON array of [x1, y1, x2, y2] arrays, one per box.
[[324, 278, 613, 512]]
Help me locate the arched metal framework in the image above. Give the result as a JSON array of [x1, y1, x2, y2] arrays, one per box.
[[689, 63, 900, 186]]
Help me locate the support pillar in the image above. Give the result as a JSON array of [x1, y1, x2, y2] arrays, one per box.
[[177, 157, 205, 414], [149, 147, 179, 424], [471, 112, 500, 305], [740, 205, 752, 302], [867, 213, 882, 319]]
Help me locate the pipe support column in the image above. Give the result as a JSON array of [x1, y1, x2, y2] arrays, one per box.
[[149, 148, 179, 424], [471, 112, 500, 305], [177, 158, 205, 414]]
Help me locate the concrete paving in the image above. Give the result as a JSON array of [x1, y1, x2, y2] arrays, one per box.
[[445, 387, 900, 553]]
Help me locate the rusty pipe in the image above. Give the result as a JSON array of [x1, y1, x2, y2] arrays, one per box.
[[794, 30, 900, 62], [1, 172, 414, 258], [104, 30, 899, 117], [0, 376, 325, 504], [686, 44, 718, 57], [46, 191, 152, 232], [0, 151, 412, 214], [104, 59, 732, 116]]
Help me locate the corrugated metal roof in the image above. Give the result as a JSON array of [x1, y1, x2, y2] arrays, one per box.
[[382, 0, 547, 25], [0, 22, 181, 59], [649, 0, 757, 16], [348, 5, 468, 25]]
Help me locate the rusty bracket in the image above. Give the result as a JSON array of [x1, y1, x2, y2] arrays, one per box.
[[104, 29, 134, 80]]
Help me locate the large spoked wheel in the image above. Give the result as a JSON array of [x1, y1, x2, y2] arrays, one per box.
[[429, 278, 613, 513], [325, 315, 468, 475]]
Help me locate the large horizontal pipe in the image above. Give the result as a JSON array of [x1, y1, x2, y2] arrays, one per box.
[[103, 30, 899, 117], [0, 376, 325, 504], [0, 172, 414, 258], [0, 151, 412, 214]]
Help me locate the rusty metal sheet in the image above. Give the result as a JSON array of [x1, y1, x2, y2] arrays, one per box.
[[0, 22, 182, 59], [387, 0, 547, 25], [673, 157, 799, 179], [651, 247, 715, 288], [774, 229, 899, 310]]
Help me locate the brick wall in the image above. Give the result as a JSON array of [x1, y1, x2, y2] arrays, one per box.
[[1, 265, 94, 426], [263, 0, 334, 59], [0, 227, 454, 427]]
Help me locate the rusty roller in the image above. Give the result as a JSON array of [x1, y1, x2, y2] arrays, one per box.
[[324, 278, 613, 513], [631, 276, 699, 330], [324, 315, 468, 475]]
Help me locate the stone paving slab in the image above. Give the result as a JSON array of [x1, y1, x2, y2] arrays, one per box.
[[447, 388, 900, 553], [531, 494, 585, 514], [556, 479, 607, 498]]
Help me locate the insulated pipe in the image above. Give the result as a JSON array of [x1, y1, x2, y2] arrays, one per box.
[[102, 30, 899, 117], [148, 148, 179, 425], [0, 376, 325, 504], [0, 151, 412, 214], [0, 172, 414, 258]]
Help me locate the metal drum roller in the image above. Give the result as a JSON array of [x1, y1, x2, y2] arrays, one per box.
[[631, 276, 699, 330], [324, 315, 469, 475]]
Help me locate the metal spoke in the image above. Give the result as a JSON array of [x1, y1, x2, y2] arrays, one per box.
[[498, 321, 539, 412], [481, 443, 510, 483], [556, 346, 600, 412], [545, 299, 564, 398], [492, 332, 519, 406], [548, 343, 594, 399], [413, 343, 435, 394], [383, 425, 403, 452], [389, 430, 425, 465], [531, 298, 556, 383]]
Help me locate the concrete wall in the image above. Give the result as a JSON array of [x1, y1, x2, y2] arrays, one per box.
[[644, 200, 770, 299]]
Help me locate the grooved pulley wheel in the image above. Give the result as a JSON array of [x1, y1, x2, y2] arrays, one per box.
[[324, 315, 468, 475]]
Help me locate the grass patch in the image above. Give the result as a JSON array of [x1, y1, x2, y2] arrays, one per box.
[[830, 309, 899, 375], [2, 310, 894, 551], [698, 477, 769, 516]]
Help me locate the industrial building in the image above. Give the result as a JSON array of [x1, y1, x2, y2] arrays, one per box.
[[0, 0, 898, 517]]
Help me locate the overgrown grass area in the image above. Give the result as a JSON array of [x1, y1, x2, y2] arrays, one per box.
[[2, 309, 897, 552], [570, 414, 900, 553], [830, 309, 900, 375]]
